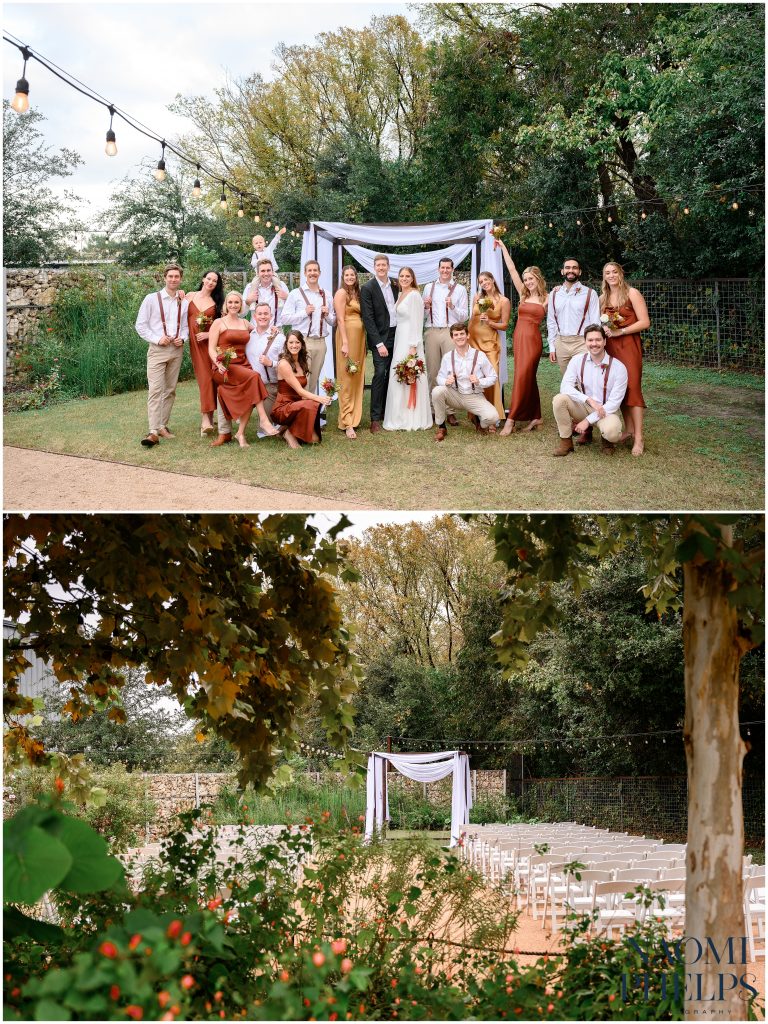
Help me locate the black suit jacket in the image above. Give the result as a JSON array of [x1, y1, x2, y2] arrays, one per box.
[[360, 276, 400, 351]]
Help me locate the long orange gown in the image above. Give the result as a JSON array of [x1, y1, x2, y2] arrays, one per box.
[[604, 299, 646, 409], [271, 371, 322, 443], [211, 327, 268, 420], [468, 297, 505, 419], [188, 300, 217, 414], [507, 302, 545, 422]]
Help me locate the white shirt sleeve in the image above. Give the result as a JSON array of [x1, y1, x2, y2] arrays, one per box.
[[476, 352, 497, 389], [602, 359, 628, 417], [178, 299, 190, 340], [453, 285, 469, 323], [560, 354, 585, 405], [587, 288, 600, 330], [135, 293, 158, 344], [279, 289, 301, 327], [546, 290, 558, 353], [436, 352, 452, 386]]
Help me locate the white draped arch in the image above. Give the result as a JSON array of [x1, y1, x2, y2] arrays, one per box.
[[298, 220, 507, 391], [364, 750, 472, 847]]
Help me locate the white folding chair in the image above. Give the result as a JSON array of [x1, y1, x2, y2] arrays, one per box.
[[744, 875, 766, 962]]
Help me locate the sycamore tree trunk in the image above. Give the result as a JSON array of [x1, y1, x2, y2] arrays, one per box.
[[683, 533, 750, 1021]]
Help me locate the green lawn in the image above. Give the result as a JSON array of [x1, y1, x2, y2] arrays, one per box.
[[4, 362, 763, 510]]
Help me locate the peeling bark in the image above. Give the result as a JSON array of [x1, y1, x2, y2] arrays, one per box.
[[683, 539, 750, 1020]]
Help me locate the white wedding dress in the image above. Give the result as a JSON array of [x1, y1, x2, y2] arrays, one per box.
[[383, 290, 432, 431]]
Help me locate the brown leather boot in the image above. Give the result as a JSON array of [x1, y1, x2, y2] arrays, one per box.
[[553, 437, 574, 457], [601, 438, 616, 455], [210, 433, 232, 447], [574, 425, 593, 445], [447, 414, 459, 426]]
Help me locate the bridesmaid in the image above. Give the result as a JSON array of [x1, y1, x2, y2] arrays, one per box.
[[468, 271, 510, 421], [207, 292, 279, 448], [186, 270, 223, 436], [601, 262, 651, 456], [272, 330, 332, 449], [333, 265, 366, 439], [495, 241, 548, 435]]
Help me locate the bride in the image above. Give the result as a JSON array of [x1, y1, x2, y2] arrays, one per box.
[[383, 267, 432, 431]]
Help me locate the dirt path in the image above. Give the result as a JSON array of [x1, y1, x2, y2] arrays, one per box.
[[3, 447, 375, 511]]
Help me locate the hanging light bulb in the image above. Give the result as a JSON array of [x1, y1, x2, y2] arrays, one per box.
[[11, 47, 31, 113], [523, 223, 529, 231], [153, 141, 167, 182], [104, 105, 117, 157], [640, 210, 647, 220], [683, 205, 690, 215], [274, 223, 280, 232], [548, 221, 554, 229], [607, 214, 613, 223], [576, 218, 582, 226], [192, 165, 202, 198], [265, 220, 272, 228], [254, 214, 261, 223], [238, 197, 245, 218], [220, 183, 227, 210], [731, 200, 739, 210]]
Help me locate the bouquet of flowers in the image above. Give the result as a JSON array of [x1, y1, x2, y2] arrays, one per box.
[[491, 223, 507, 240], [196, 311, 213, 330], [215, 346, 237, 381], [477, 296, 494, 315], [345, 357, 360, 375], [394, 354, 425, 409], [600, 311, 625, 332], [321, 377, 339, 399]]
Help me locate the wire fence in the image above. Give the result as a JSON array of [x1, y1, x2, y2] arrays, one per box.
[[518, 775, 765, 846]]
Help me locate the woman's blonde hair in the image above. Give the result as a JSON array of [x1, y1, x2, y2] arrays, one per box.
[[600, 262, 630, 310], [224, 290, 243, 314], [521, 266, 547, 301]]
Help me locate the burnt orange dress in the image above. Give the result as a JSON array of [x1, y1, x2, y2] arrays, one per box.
[[188, 300, 217, 414], [271, 370, 322, 443], [507, 302, 545, 422], [604, 299, 646, 408], [212, 326, 268, 420], [468, 296, 504, 419]]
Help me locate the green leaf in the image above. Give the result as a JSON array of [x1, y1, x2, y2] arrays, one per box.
[[55, 816, 123, 893], [34, 999, 71, 1021], [4, 824, 72, 904], [3, 906, 66, 943]]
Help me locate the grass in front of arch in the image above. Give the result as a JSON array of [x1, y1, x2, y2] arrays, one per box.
[[3, 361, 763, 510]]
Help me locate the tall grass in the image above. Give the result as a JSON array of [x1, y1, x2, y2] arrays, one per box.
[[29, 270, 195, 399]]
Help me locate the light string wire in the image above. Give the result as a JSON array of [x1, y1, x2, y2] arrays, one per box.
[[5, 33, 764, 235]]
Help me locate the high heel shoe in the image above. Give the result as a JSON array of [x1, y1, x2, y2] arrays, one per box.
[[201, 424, 215, 437], [260, 423, 279, 436]]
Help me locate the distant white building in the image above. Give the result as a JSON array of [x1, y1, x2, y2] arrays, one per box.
[[3, 619, 57, 701]]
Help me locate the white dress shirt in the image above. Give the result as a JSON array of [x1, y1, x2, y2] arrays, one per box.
[[560, 351, 628, 424], [135, 288, 190, 345], [250, 233, 282, 271], [280, 284, 336, 337], [436, 347, 497, 394], [377, 277, 397, 327], [243, 281, 285, 324], [245, 329, 285, 384], [546, 283, 600, 350], [422, 280, 469, 327]]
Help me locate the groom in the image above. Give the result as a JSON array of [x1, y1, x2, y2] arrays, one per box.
[[360, 253, 399, 433]]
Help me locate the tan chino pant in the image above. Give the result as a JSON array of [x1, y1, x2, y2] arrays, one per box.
[[424, 327, 455, 401], [147, 343, 184, 433], [552, 394, 623, 442], [432, 385, 499, 428], [306, 335, 328, 397], [554, 334, 588, 376]]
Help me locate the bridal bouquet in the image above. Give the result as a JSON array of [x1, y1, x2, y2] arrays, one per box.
[[600, 311, 625, 331], [394, 354, 425, 409], [321, 377, 339, 399], [491, 223, 507, 240]]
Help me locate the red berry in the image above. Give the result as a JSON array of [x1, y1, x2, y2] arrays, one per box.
[[180, 974, 195, 990], [109, 984, 120, 1000], [331, 938, 347, 955], [312, 951, 326, 967], [125, 1007, 143, 1021], [157, 992, 170, 1009], [341, 958, 353, 974], [214, 991, 223, 1003], [207, 897, 222, 910], [99, 941, 118, 959], [166, 920, 183, 939], [279, 970, 290, 982], [180, 932, 192, 946], [128, 934, 142, 950]]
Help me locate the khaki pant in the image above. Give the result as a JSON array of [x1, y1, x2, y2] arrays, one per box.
[[306, 335, 328, 397], [552, 394, 622, 442], [147, 343, 184, 433], [432, 385, 499, 428], [554, 334, 588, 376], [424, 327, 454, 400], [217, 380, 276, 434]]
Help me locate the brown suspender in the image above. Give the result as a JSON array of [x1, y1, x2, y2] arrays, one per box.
[[451, 349, 480, 392], [429, 281, 457, 326], [299, 287, 327, 336], [156, 291, 182, 340], [261, 333, 277, 382], [578, 353, 614, 405], [551, 285, 593, 335]]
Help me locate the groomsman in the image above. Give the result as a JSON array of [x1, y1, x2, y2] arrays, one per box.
[[280, 259, 335, 396], [552, 323, 628, 457], [423, 257, 469, 423], [432, 323, 498, 440], [135, 263, 189, 447], [246, 303, 284, 419], [243, 259, 288, 323], [546, 257, 600, 375], [360, 253, 399, 433]]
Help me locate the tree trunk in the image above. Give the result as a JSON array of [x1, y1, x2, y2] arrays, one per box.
[[683, 534, 750, 1020]]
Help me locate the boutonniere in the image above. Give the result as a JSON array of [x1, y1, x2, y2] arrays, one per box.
[[574, 285, 582, 293]]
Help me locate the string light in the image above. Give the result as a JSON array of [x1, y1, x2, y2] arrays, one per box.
[[548, 221, 554, 229], [731, 200, 739, 210], [219, 182, 227, 210], [104, 104, 117, 157], [683, 206, 690, 215], [254, 214, 261, 223], [576, 218, 582, 226], [237, 197, 245, 218], [265, 220, 272, 228], [192, 165, 202, 198], [10, 44, 30, 113], [607, 214, 613, 223], [153, 141, 166, 182], [640, 210, 647, 220]]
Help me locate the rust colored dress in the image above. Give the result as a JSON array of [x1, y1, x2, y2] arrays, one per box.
[[507, 302, 545, 422], [188, 300, 217, 414], [604, 299, 646, 409], [271, 369, 322, 443], [335, 296, 366, 430], [212, 326, 268, 421], [469, 296, 505, 419]]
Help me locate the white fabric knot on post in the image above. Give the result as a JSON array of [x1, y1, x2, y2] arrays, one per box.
[[364, 750, 472, 847]]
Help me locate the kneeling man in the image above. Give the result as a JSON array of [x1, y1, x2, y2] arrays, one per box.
[[552, 323, 627, 456], [432, 323, 498, 440]]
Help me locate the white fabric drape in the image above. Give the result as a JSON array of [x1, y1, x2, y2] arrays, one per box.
[[364, 750, 472, 847], [299, 221, 507, 389]]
